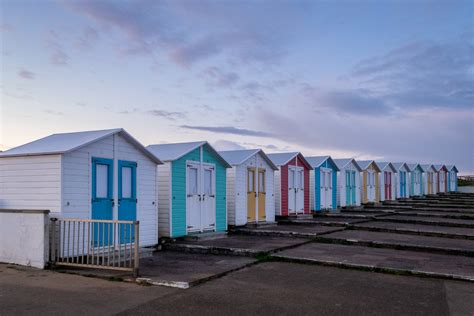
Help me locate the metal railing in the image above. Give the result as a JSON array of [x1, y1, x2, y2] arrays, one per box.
[[49, 218, 140, 276]]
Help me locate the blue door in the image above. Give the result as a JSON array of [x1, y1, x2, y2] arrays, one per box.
[[118, 160, 137, 244], [400, 172, 406, 197], [91, 157, 113, 247]]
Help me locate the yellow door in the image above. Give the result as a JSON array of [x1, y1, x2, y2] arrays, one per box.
[[247, 168, 256, 222], [258, 170, 266, 221]]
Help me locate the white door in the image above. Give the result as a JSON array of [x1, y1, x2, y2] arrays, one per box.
[[186, 163, 201, 232], [288, 167, 296, 213], [296, 167, 305, 213], [202, 165, 216, 230], [320, 169, 326, 209], [450, 171, 456, 191], [367, 171, 374, 202]]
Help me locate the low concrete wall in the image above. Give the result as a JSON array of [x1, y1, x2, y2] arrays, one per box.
[[459, 186, 474, 193], [0, 209, 50, 269]]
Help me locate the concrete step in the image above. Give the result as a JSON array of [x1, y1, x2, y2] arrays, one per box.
[[231, 224, 344, 239], [375, 215, 474, 229], [184, 231, 228, 241]]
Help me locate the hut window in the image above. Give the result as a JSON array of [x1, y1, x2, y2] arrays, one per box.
[[204, 169, 213, 195], [258, 172, 265, 192], [96, 164, 109, 198], [188, 168, 198, 194], [248, 170, 255, 192], [122, 167, 132, 198]]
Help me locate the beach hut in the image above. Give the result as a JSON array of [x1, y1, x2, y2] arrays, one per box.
[[407, 163, 424, 196], [267, 152, 312, 216], [357, 160, 381, 204], [333, 159, 362, 208], [0, 128, 162, 247], [392, 163, 411, 199], [434, 164, 448, 193], [421, 164, 437, 195], [147, 142, 231, 238], [306, 156, 339, 212], [446, 165, 459, 192], [218, 149, 277, 226], [376, 162, 397, 201]]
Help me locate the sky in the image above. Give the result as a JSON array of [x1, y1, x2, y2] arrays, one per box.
[[1, 0, 473, 173]]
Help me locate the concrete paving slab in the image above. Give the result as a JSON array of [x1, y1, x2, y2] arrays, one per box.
[[380, 215, 474, 228], [165, 235, 311, 256], [233, 224, 344, 238], [119, 262, 473, 316], [274, 242, 474, 281], [138, 251, 256, 288], [280, 217, 371, 226], [352, 221, 474, 239], [320, 230, 474, 256], [398, 211, 474, 219]]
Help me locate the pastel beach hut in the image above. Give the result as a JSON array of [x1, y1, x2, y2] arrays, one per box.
[[218, 149, 278, 226], [407, 163, 424, 196], [357, 160, 381, 204], [147, 141, 231, 237], [421, 164, 437, 195], [376, 162, 397, 201], [306, 156, 339, 212], [434, 164, 448, 194], [392, 162, 411, 199], [267, 152, 312, 216], [333, 158, 362, 208], [446, 165, 459, 192], [0, 128, 163, 248]]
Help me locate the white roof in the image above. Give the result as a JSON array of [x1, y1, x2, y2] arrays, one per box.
[[446, 165, 459, 172], [147, 141, 231, 167], [305, 156, 340, 171], [0, 128, 162, 164], [407, 163, 422, 171], [433, 164, 447, 172], [376, 162, 397, 173], [333, 158, 362, 171], [420, 164, 436, 172], [357, 160, 380, 171], [267, 152, 312, 169], [218, 149, 277, 170], [392, 162, 411, 172]]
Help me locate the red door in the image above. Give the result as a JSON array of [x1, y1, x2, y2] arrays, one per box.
[[384, 172, 391, 200]]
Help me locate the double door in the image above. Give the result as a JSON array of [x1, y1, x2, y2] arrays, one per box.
[[412, 171, 421, 195], [367, 171, 376, 202], [439, 172, 446, 192], [247, 168, 266, 222], [450, 171, 456, 191], [345, 170, 356, 206], [320, 168, 333, 209], [399, 171, 407, 197], [91, 158, 137, 246], [289, 166, 304, 214], [186, 162, 216, 233], [384, 172, 392, 200]]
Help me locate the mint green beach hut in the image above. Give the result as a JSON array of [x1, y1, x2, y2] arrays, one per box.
[[147, 141, 231, 238]]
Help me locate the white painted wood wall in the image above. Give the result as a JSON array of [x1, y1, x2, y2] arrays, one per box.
[[157, 162, 171, 237], [274, 169, 281, 215]]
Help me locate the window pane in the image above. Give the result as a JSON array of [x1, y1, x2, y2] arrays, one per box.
[[205, 169, 212, 194], [259, 172, 265, 192], [248, 170, 254, 192], [321, 170, 325, 187], [298, 170, 304, 188], [289, 170, 294, 188], [188, 168, 198, 194], [121, 167, 132, 198], [96, 164, 108, 198]]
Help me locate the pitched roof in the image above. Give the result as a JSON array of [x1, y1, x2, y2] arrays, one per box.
[[433, 164, 448, 172], [0, 128, 162, 164], [333, 158, 362, 171], [218, 149, 277, 170], [407, 163, 422, 171], [392, 162, 411, 172], [147, 141, 231, 167], [420, 164, 436, 172], [446, 165, 459, 172], [376, 162, 397, 173], [305, 156, 340, 171], [357, 160, 381, 172], [267, 152, 313, 170]]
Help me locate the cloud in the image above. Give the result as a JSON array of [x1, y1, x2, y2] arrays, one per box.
[[44, 109, 64, 116], [201, 66, 239, 88], [212, 140, 246, 151], [147, 109, 186, 120], [76, 26, 99, 49], [0, 23, 13, 32], [18, 69, 35, 80], [180, 125, 273, 137], [350, 37, 474, 110], [46, 30, 69, 65], [316, 90, 393, 116]]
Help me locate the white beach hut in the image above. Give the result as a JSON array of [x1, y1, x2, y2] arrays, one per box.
[[218, 149, 278, 226], [392, 162, 411, 199], [407, 163, 424, 196], [376, 162, 397, 201], [446, 165, 459, 192], [0, 128, 162, 247], [333, 158, 362, 208], [421, 164, 437, 195]]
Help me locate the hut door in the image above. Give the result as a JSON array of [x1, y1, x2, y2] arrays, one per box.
[[247, 168, 256, 222], [202, 165, 216, 231], [450, 171, 456, 191], [367, 171, 374, 202], [258, 170, 266, 221], [118, 160, 137, 244], [399, 171, 405, 198], [440, 172, 445, 193], [186, 163, 201, 232], [296, 167, 305, 213], [320, 169, 326, 209], [345, 171, 351, 206], [288, 167, 296, 214], [384, 172, 392, 200], [321, 168, 332, 209], [91, 157, 113, 246]]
